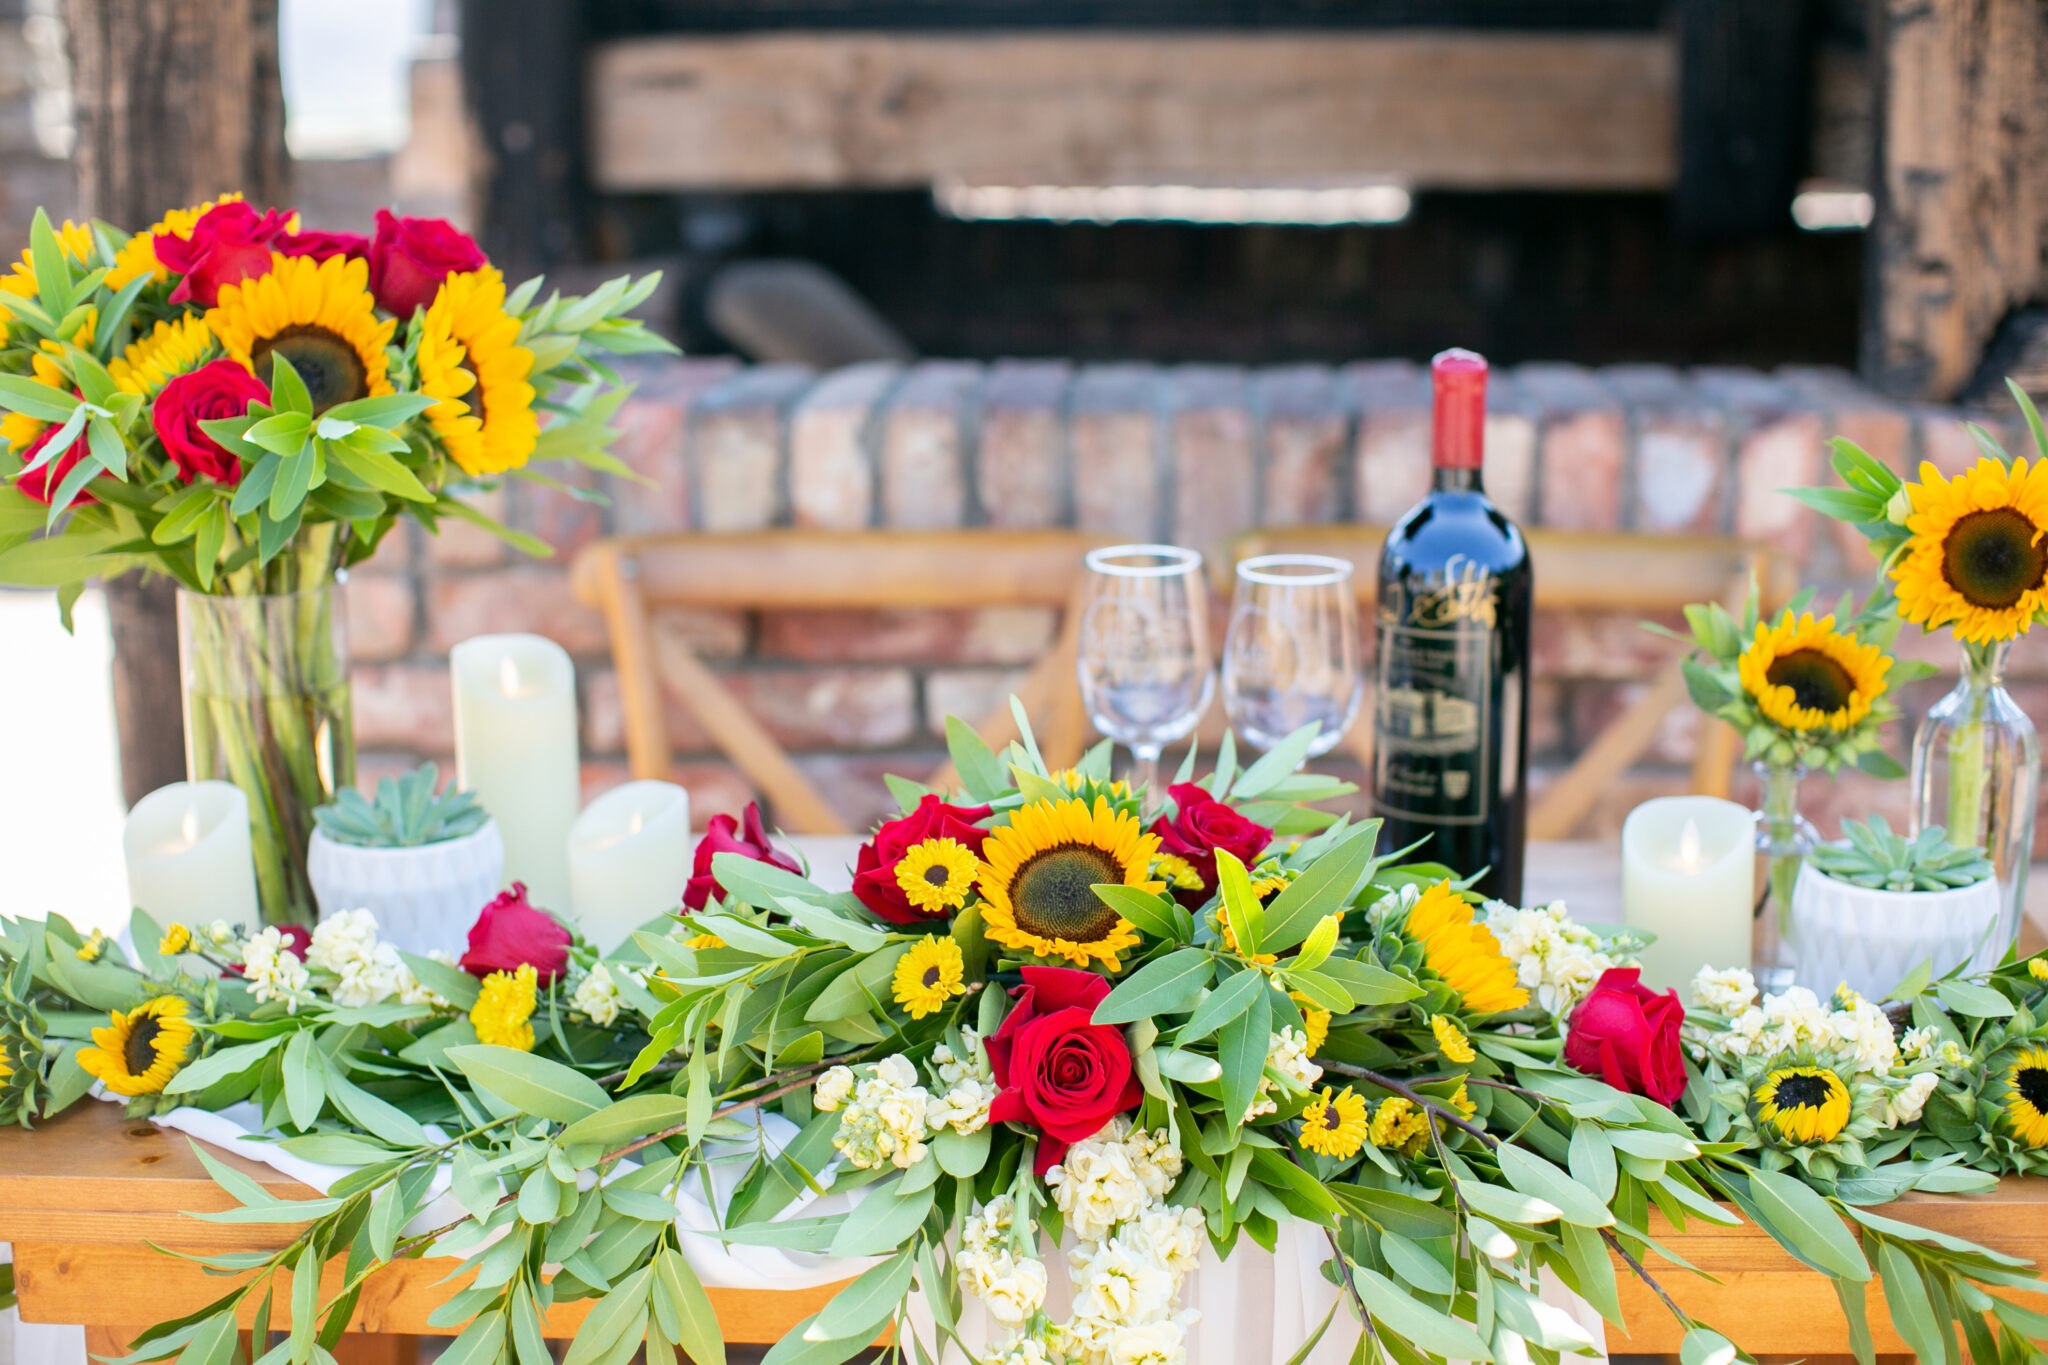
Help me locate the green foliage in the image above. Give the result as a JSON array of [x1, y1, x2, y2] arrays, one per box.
[[313, 761, 489, 848], [1807, 815, 1994, 893]]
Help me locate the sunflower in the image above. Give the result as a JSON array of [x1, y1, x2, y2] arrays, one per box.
[[75, 928, 108, 963], [892, 936, 966, 1020], [417, 267, 539, 476], [1402, 882, 1529, 1014], [1893, 457, 2048, 643], [1431, 1015, 1475, 1065], [977, 797, 1160, 970], [1755, 1065, 1852, 1144], [109, 315, 214, 397], [0, 219, 96, 322], [894, 837, 982, 916], [206, 252, 395, 413], [77, 996, 195, 1097], [1298, 1087, 1370, 1158], [2002, 1046, 2048, 1148], [1736, 611, 1889, 733], [104, 194, 255, 291], [470, 963, 538, 1051]]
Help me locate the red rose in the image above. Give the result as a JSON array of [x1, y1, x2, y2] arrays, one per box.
[[1149, 782, 1273, 907], [683, 802, 802, 912], [1564, 967, 1687, 1107], [368, 209, 486, 318], [13, 426, 95, 506], [459, 881, 572, 985], [152, 359, 270, 485], [277, 229, 370, 263], [988, 966, 1141, 1172], [156, 202, 295, 307], [851, 794, 994, 925]]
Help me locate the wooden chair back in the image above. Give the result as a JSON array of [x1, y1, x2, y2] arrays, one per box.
[[1221, 526, 1795, 840]]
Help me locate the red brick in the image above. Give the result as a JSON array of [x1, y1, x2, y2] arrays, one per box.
[[1169, 366, 1255, 553], [673, 761, 756, 829], [926, 666, 1032, 736], [978, 360, 1069, 528], [757, 606, 1055, 665], [1733, 412, 1824, 561], [1347, 360, 1430, 523], [344, 573, 415, 662], [1566, 679, 1701, 766], [652, 607, 749, 658], [1483, 412, 1538, 524], [790, 362, 896, 529], [793, 753, 949, 836], [357, 524, 415, 573], [1532, 609, 1686, 680], [694, 365, 812, 531], [1072, 365, 1159, 538], [1525, 675, 1567, 760], [518, 459, 604, 556], [1539, 410, 1627, 530], [428, 483, 508, 567], [1257, 366, 1347, 525], [350, 663, 454, 753], [584, 664, 917, 756], [608, 360, 741, 534], [882, 361, 978, 529], [352, 753, 422, 797], [427, 568, 610, 655], [1916, 407, 1980, 478], [1632, 410, 1729, 533]]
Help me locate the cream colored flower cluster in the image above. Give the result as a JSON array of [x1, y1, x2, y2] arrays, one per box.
[[240, 926, 311, 1010], [571, 962, 644, 1026], [1482, 900, 1628, 1015], [814, 1055, 934, 1170], [1243, 1026, 1322, 1122], [1046, 1121, 1184, 1242], [299, 909, 449, 1010], [929, 1031, 998, 1136], [957, 1194, 1052, 1327]]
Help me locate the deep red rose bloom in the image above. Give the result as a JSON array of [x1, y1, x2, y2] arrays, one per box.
[[224, 923, 312, 979], [152, 359, 270, 485], [988, 966, 1141, 1172], [851, 794, 994, 925], [156, 202, 295, 307], [683, 802, 803, 912], [12, 425, 95, 506], [1149, 781, 1273, 907], [277, 229, 370, 263], [459, 881, 572, 985], [368, 209, 486, 318], [1564, 967, 1687, 1107]]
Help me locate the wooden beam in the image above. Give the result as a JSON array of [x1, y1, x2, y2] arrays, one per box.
[[588, 31, 1677, 192]]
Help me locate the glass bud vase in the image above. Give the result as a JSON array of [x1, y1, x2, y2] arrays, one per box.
[[177, 579, 354, 927], [1753, 760, 1817, 995], [1911, 640, 2040, 959]]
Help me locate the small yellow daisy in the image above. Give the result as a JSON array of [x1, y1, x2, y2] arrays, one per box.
[[76, 929, 108, 963], [1431, 1015, 1475, 1065], [158, 924, 192, 956], [892, 936, 967, 1020], [1298, 1087, 1370, 1159], [2029, 958, 2048, 983], [894, 837, 982, 916]]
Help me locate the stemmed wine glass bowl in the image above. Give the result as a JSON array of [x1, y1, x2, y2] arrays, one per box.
[[1075, 544, 1215, 806], [1221, 553, 1362, 759]]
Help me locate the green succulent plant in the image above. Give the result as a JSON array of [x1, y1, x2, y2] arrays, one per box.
[[313, 762, 489, 849], [1807, 814, 1993, 893]]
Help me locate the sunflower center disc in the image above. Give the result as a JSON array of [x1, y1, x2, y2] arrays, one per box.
[[924, 864, 953, 888], [254, 325, 369, 414], [1773, 1073, 1832, 1110], [1321, 1107, 1345, 1131], [1010, 844, 1123, 944], [2019, 1065, 2048, 1110], [1763, 648, 1855, 714], [460, 358, 489, 425], [1943, 507, 2047, 609], [922, 965, 942, 989], [124, 1014, 162, 1076]]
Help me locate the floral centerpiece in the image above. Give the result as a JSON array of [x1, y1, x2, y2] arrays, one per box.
[[2, 712, 2045, 1365], [0, 202, 669, 922]]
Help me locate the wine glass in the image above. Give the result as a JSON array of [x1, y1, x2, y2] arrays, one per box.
[[1221, 553, 1362, 759], [1076, 545, 1215, 807]]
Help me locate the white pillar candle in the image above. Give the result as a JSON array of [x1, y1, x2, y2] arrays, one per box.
[[123, 781, 260, 929], [451, 634, 580, 912], [569, 781, 692, 951], [1622, 795, 1755, 992]]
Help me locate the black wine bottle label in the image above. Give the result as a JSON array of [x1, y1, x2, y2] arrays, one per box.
[[1374, 564, 1497, 826]]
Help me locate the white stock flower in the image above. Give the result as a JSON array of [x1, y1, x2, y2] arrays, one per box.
[[976, 1255, 1050, 1327], [1690, 966, 1757, 1016], [1483, 900, 1622, 1015], [981, 1337, 1061, 1365], [1244, 1027, 1321, 1122], [307, 909, 405, 1008], [1126, 1206, 1205, 1278], [814, 1065, 855, 1112], [1048, 1136, 1151, 1244], [1885, 1071, 1939, 1127], [1103, 1320, 1188, 1365], [1828, 997, 1899, 1075], [927, 1032, 998, 1136], [826, 1054, 933, 1169], [394, 949, 455, 1008], [240, 926, 310, 1010], [1122, 1127, 1183, 1204], [1068, 1236, 1179, 1327], [1900, 1026, 1937, 1062], [571, 962, 624, 1026]]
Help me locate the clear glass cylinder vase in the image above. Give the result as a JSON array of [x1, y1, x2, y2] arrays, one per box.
[[177, 579, 354, 927], [1753, 760, 1817, 995], [1910, 640, 2039, 960]]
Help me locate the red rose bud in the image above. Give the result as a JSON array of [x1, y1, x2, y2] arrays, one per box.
[[277, 229, 370, 263], [851, 794, 994, 925], [459, 881, 572, 985], [1149, 781, 1273, 907], [156, 202, 295, 307], [987, 966, 1141, 1172], [152, 359, 271, 485], [368, 208, 486, 318], [1563, 967, 1688, 1107], [683, 802, 802, 912], [12, 425, 95, 506]]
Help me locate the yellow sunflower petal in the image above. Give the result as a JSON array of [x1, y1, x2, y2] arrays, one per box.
[[976, 796, 1159, 970], [1736, 610, 1890, 732], [76, 996, 195, 1097], [1893, 457, 2048, 644]]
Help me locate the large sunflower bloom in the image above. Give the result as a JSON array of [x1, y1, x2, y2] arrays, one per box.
[[417, 267, 538, 475], [78, 996, 195, 1097], [1756, 1066, 1852, 1144], [0, 219, 95, 322], [1893, 457, 2048, 644], [1403, 881, 1529, 1013], [977, 796, 1160, 970], [2003, 1046, 2048, 1148], [206, 252, 395, 413], [1736, 611, 1890, 732], [108, 315, 214, 397]]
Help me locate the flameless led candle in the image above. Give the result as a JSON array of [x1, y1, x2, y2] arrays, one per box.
[[568, 781, 691, 951], [123, 781, 260, 929], [1621, 795, 1754, 992], [451, 634, 580, 912]]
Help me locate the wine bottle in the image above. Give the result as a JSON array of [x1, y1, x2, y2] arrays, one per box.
[[1371, 348, 1533, 904]]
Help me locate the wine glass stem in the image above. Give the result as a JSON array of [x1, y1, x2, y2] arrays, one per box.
[[1132, 744, 1163, 816]]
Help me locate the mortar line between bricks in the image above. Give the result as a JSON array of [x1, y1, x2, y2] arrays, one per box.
[[958, 365, 987, 528], [862, 365, 912, 530]]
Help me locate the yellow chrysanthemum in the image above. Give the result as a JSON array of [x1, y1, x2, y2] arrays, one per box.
[[1298, 1087, 1370, 1158], [1431, 1014, 1475, 1065], [684, 933, 726, 951], [2003, 1047, 2048, 1148], [417, 267, 538, 475], [892, 936, 966, 1020], [977, 797, 1160, 970], [1297, 1002, 1332, 1057], [1736, 610, 1890, 733], [1367, 1096, 1432, 1156], [76, 929, 108, 963], [1893, 457, 2048, 644], [2029, 957, 2048, 983], [1449, 1083, 1477, 1119], [1217, 902, 1278, 966], [77, 996, 194, 1097], [207, 252, 395, 413], [470, 963, 539, 1051], [109, 315, 214, 397], [1403, 882, 1529, 1014], [2, 351, 68, 452], [0, 1035, 12, 1085], [1756, 1066, 1851, 1145], [1152, 853, 1204, 892], [894, 837, 982, 916], [103, 194, 249, 291], [158, 924, 192, 956], [0, 219, 96, 321]]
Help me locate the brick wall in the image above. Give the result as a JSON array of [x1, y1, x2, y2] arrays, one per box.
[[348, 354, 2048, 841]]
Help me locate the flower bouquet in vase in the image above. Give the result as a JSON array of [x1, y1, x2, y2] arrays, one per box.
[[0, 202, 670, 924]]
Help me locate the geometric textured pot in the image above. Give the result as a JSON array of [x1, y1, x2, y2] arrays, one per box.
[[306, 819, 504, 959], [1788, 862, 2003, 1002]]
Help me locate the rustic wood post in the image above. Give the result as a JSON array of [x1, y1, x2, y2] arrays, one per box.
[[458, 0, 585, 277], [64, 0, 289, 806], [1864, 0, 2048, 401]]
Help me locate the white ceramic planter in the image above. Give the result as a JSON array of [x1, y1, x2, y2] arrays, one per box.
[[307, 820, 505, 958], [1788, 862, 2003, 1000]]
